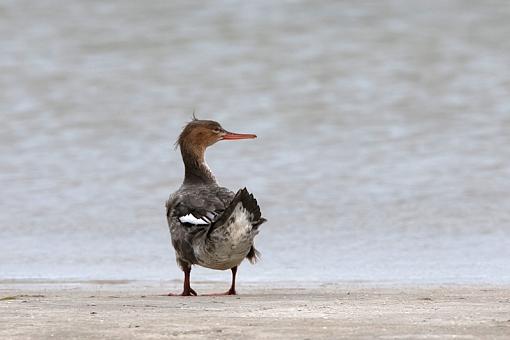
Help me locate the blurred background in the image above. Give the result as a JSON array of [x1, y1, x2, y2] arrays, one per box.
[[1, 0, 509, 283]]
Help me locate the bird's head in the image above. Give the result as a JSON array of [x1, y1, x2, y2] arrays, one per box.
[[177, 118, 257, 151]]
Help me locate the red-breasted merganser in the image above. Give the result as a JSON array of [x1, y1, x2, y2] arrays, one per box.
[[165, 118, 266, 296]]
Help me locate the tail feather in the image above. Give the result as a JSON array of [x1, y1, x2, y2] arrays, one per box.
[[246, 246, 261, 264]]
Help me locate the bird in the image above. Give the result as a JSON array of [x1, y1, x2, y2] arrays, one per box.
[[165, 118, 266, 296]]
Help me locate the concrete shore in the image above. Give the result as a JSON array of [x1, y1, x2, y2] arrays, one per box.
[[1, 281, 509, 339]]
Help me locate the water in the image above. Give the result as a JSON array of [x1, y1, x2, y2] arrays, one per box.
[[1, 0, 510, 283]]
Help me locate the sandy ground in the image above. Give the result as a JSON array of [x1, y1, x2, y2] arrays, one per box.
[[1, 281, 509, 339]]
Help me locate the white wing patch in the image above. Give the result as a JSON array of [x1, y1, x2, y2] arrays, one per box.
[[179, 213, 210, 225]]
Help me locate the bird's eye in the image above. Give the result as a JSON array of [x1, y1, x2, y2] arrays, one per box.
[[213, 128, 221, 133]]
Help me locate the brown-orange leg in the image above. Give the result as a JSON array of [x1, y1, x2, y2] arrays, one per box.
[[227, 266, 237, 295], [203, 266, 237, 296], [167, 266, 197, 296]]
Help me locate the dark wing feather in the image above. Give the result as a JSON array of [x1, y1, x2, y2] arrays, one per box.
[[168, 186, 235, 226]]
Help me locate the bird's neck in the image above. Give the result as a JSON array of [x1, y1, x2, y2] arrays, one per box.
[[180, 143, 217, 186]]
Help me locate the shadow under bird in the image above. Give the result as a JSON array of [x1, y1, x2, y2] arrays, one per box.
[[165, 118, 267, 296]]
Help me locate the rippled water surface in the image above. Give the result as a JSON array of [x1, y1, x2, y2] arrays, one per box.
[[1, 0, 510, 283]]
